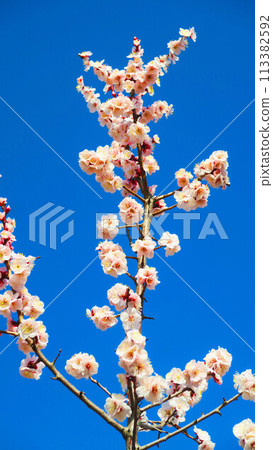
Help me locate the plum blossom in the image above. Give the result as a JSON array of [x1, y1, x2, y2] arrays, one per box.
[[152, 199, 166, 216], [194, 426, 215, 450], [175, 168, 193, 187], [158, 232, 181, 256], [204, 347, 232, 384], [18, 318, 40, 340], [132, 237, 156, 259], [233, 419, 255, 449], [0, 267, 8, 290], [136, 266, 160, 290], [143, 155, 159, 175], [19, 354, 45, 380], [96, 240, 128, 277], [234, 369, 255, 401], [0, 244, 12, 263], [194, 151, 229, 189], [120, 306, 141, 332], [107, 283, 141, 311], [166, 367, 186, 387], [22, 295, 45, 319], [184, 360, 208, 384], [136, 375, 167, 404], [65, 352, 99, 379], [116, 335, 153, 378], [174, 180, 210, 211], [87, 305, 117, 331], [179, 27, 197, 42], [0, 290, 22, 317], [119, 197, 144, 225], [105, 394, 131, 422], [158, 396, 190, 425], [97, 214, 119, 240], [10, 253, 35, 275], [127, 123, 150, 146], [17, 321, 48, 354]]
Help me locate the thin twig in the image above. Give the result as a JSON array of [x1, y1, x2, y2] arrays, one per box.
[[153, 204, 178, 217], [0, 330, 18, 337], [89, 377, 112, 397], [52, 349, 62, 366], [123, 185, 146, 203], [126, 272, 137, 285]]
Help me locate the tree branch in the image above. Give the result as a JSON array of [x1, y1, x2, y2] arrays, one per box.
[[139, 393, 242, 450], [89, 377, 112, 397], [29, 342, 125, 436], [152, 204, 178, 217], [123, 185, 146, 203]]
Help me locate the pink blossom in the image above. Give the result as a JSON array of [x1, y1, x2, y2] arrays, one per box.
[[136, 266, 160, 290], [0, 267, 8, 290], [0, 244, 12, 263], [136, 375, 167, 404], [97, 214, 119, 240], [132, 237, 156, 259], [158, 397, 189, 425], [194, 150, 229, 189], [107, 283, 141, 311], [158, 232, 181, 256], [127, 123, 150, 146], [233, 419, 255, 449], [105, 394, 131, 422], [119, 197, 144, 225], [204, 347, 232, 384], [184, 360, 208, 384], [174, 180, 210, 211], [120, 306, 141, 332], [194, 426, 215, 449], [87, 305, 117, 331], [152, 199, 166, 216], [143, 155, 159, 175], [65, 352, 99, 379], [22, 295, 45, 319], [19, 354, 45, 380], [10, 253, 35, 275], [175, 168, 193, 187], [234, 370, 255, 401]]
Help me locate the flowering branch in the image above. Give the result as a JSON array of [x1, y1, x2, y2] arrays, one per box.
[[29, 342, 125, 435], [0, 23, 254, 450], [140, 393, 242, 450]]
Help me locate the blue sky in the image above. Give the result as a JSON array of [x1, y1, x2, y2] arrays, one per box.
[[0, 1, 254, 449]]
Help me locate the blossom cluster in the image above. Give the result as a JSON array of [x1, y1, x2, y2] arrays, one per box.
[[233, 419, 255, 449], [156, 348, 232, 426], [96, 240, 128, 277], [0, 198, 48, 380], [234, 369, 255, 401], [65, 352, 99, 379], [194, 150, 230, 189], [194, 426, 215, 450], [76, 30, 198, 198]]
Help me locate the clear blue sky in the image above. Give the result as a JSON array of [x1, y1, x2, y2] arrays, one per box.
[[0, 1, 254, 449]]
